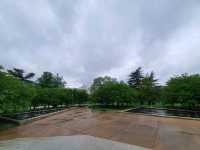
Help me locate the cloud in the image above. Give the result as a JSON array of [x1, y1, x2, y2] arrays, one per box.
[[0, 0, 200, 87]]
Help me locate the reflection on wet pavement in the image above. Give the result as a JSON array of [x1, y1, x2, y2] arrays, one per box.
[[0, 107, 200, 150]]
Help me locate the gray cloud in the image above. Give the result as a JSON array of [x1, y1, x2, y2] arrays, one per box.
[[0, 0, 200, 87]]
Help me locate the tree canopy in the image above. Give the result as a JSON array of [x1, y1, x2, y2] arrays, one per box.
[[163, 74, 200, 107], [0, 65, 87, 114], [90, 76, 117, 93], [37, 72, 66, 88], [91, 81, 137, 106]]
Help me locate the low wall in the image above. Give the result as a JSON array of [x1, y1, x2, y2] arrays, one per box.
[[0, 108, 75, 125]]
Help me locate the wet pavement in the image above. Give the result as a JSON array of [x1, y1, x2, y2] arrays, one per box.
[[0, 107, 200, 150], [0, 135, 150, 150]]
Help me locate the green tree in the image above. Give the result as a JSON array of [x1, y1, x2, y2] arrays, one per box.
[[7, 68, 35, 81], [0, 72, 36, 113], [163, 74, 200, 108], [128, 67, 144, 89], [90, 76, 117, 93], [140, 72, 159, 105], [62, 89, 74, 106], [32, 88, 88, 108], [53, 74, 66, 88], [37, 72, 66, 88], [72, 89, 88, 105], [92, 81, 137, 106], [32, 88, 50, 108]]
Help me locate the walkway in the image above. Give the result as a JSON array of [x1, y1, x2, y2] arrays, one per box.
[[0, 107, 200, 150]]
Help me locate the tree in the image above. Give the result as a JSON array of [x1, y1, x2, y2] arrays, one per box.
[[140, 72, 159, 105], [37, 72, 66, 88], [31, 88, 88, 108], [90, 76, 117, 93], [0, 65, 4, 70], [53, 74, 66, 88], [7, 68, 35, 81], [163, 74, 200, 108], [128, 67, 144, 89], [149, 72, 158, 85], [72, 89, 89, 105], [91, 81, 137, 106], [0, 72, 36, 113], [141, 72, 158, 89]]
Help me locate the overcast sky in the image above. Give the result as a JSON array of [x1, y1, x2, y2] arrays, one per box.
[[0, 0, 200, 87]]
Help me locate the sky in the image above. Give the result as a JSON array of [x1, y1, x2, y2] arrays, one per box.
[[0, 0, 200, 87]]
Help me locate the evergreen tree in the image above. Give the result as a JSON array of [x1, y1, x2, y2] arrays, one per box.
[[128, 67, 144, 89]]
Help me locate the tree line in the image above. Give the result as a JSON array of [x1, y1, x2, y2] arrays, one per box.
[[90, 67, 200, 109], [0, 65, 88, 113], [1, 65, 200, 114]]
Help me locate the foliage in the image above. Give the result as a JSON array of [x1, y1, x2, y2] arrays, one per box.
[[90, 76, 117, 93], [72, 89, 89, 105], [37, 72, 66, 88], [139, 72, 160, 105], [0, 71, 36, 113], [91, 81, 138, 106], [7, 68, 35, 81], [128, 67, 144, 89], [2, 63, 200, 114], [163, 74, 200, 107], [0, 65, 88, 114], [31, 88, 88, 108]]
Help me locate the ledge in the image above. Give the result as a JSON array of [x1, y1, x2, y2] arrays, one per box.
[[0, 108, 73, 125]]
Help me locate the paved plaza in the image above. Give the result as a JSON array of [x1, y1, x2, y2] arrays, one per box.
[[0, 107, 200, 150]]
